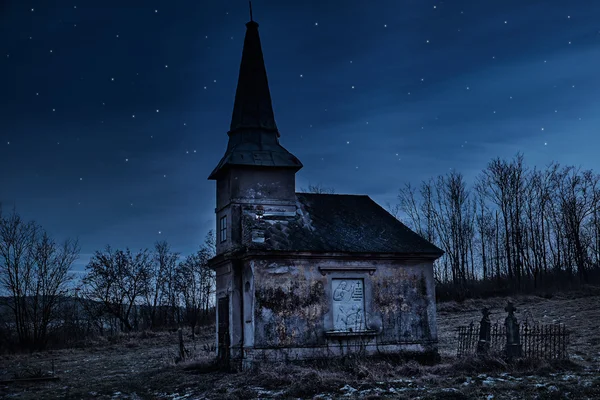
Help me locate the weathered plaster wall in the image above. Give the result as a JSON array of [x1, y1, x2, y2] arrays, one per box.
[[249, 258, 438, 356], [250, 259, 328, 348], [371, 260, 437, 344], [225, 167, 296, 207], [215, 168, 297, 255]]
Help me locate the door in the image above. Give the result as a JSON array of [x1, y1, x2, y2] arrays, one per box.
[[217, 296, 230, 364]]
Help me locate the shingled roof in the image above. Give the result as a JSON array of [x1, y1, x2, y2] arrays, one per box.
[[245, 193, 443, 256]]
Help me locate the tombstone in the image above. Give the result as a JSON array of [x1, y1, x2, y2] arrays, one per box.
[[504, 302, 522, 358], [476, 307, 491, 355]]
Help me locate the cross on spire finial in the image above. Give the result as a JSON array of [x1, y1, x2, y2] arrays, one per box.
[[249, 1, 253, 22]]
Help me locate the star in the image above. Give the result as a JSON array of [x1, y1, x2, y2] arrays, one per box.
[[125, 158, 129, 162], [79, 178, 83, 181], [156, 109, 159, 112], [155, 9, 158, 13], [299, 74, 303, 78], [315, 22, 318, 26], [111, 78, 114, 81], [158, 231, 162, 234], [165, 64, 168, 68]]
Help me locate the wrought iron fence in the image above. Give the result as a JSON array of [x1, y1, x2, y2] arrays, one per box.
[[456, 321, 570, 359]]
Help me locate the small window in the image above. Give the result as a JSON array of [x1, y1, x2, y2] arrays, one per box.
[[220, 215, 227, 243]]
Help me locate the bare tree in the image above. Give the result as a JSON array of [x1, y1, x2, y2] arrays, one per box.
[[176, 231, 216, 338], [0, 207, 79, 350], [81, 247, 151, 332], [143, 241, 179, 328], [300, 183, 336, 194]]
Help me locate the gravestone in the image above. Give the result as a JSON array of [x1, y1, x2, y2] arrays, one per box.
[[477, 307, 491, 355], [504, 302, 522, 358]]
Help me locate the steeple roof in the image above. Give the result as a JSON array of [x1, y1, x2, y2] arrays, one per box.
[[208, 17, 302, 180], [229, 20, 277, 134]]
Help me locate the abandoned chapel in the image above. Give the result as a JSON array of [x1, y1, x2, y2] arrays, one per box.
[[207, 16, 444, 368]]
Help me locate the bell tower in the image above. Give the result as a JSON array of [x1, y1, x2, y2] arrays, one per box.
[[208, 15, 302, 256]]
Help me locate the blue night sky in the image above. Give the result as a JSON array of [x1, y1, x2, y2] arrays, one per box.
[[1, 0, 599, 273]]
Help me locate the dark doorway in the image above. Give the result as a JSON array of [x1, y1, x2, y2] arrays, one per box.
[[217, 296, 230, 364]]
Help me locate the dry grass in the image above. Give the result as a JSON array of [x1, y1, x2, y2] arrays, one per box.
[[1, 291, 599, 399]]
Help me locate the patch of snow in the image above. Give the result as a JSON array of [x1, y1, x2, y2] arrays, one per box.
[[340, 384, 357, 396], [442, 388, 460, 393], [482, 377, 496, 386]]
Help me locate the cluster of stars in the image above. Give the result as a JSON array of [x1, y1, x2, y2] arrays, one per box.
[[3, 2, 591, 242]]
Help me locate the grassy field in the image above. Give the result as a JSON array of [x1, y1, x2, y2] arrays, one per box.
[[1, 288, 599, 399]]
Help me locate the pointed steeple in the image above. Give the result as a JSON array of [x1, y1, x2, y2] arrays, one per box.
[[229, 19, 278, 134], [208, 13, 302, 180]]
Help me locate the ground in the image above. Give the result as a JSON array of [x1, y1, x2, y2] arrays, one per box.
[[1, 289, 599, 399]]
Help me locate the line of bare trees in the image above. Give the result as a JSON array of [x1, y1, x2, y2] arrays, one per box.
[[0, 207, 79, 351], [79, 232, 216, 338], [394, 153, 600, 298], [0, 205, 216, 351]]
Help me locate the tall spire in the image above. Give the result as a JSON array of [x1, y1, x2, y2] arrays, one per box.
[[208, 13, 302, 180], [229, 12, 278, 135]]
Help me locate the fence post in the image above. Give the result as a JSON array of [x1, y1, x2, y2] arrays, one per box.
[[504, 302, 522, 359], [477, 307, 492, 355]]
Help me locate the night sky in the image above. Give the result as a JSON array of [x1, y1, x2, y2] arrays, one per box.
[[2, 1, 599, 274]]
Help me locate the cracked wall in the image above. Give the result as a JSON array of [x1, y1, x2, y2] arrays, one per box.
[[249, 258, 437, 351]]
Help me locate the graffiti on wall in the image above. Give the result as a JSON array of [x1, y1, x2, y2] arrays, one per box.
[[332, 279, 366, 332]]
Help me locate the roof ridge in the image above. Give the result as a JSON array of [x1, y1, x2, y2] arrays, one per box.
[[295, 192, 369, 197]]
